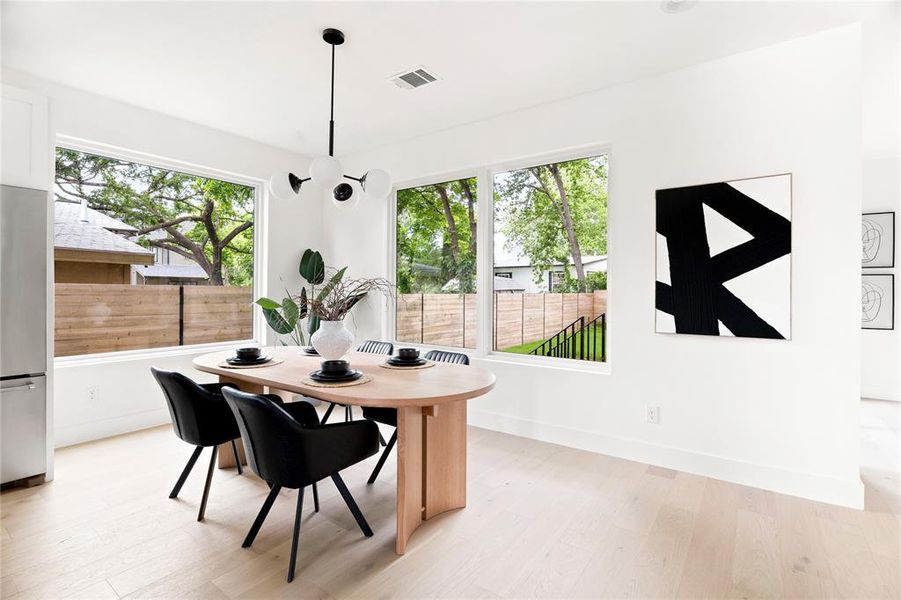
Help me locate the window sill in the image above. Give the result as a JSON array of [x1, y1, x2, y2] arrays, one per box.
[[54, 339, 259, 369], [476, 351, 611, 375], [388, 341, 610, 375]]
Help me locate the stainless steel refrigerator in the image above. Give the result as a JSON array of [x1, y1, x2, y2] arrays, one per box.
[[1, 184, 48, 485]]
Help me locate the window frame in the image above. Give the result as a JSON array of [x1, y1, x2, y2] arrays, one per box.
[[386, 169, 481, 355], [53, 135, 267, 365], [387, 143, 612, 373]]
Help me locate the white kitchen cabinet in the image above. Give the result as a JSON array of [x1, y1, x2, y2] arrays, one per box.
[[2, 84, 51, 190]]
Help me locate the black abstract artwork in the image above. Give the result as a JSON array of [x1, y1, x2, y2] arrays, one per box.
[[656, 174, 792, 339]]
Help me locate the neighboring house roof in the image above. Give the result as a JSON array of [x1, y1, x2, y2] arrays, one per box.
[[134, 264, 208, 280], [411, 262, 441, 276], [55, 201, 138, 233], [54, 200, 153, 264], [493, 276, 525, 292], [54, 220, 153, 257], [493, 254, 607, 269]]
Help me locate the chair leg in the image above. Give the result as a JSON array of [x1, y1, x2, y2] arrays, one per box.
[[367, 430, 397, 485], [169, 445, 203, 498], [197, 446, 218, 522], [242, 484, 282, 547], [231, 439, 243, 475], [331, 473, 373, 537], [312, 482, 319, 512], [321, 402, 335, 424], [286, 488, 304, 583]]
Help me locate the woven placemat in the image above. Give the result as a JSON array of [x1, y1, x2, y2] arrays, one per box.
[[300, 374, 373, 388], [218, 357, 284, 369], [378, 360, 435, 371]]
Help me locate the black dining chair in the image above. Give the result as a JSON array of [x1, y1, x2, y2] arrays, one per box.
[[221, 387, 379, 583], [362, 349, 470, 484], [321, 340, 393, 427], [151, 368, 245, 522]]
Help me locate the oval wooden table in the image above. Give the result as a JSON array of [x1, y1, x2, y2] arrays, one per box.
[[193, 347, 495, 554]]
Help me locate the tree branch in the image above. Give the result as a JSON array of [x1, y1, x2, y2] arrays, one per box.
[[219, 220, 253, 248]]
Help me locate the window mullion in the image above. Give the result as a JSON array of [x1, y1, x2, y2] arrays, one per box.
[[475, 167, 493, 357]]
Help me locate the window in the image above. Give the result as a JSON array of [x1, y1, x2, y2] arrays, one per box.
[[53, 147, 257, 356], [394, 177, 477, 349], [493, 154, 608, 362], [548, 270, 565, 292]]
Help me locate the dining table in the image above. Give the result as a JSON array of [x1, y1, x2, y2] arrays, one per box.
[[192, 347, 495, 554]]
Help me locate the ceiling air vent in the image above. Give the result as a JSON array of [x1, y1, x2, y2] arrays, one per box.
[[390, 66, 440, 90]]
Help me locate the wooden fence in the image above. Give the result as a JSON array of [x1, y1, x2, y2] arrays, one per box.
[[55, 284, 253, 356], [396, 291, 607, 350]]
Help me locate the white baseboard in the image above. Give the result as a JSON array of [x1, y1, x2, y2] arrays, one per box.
[[55, 408, 171, 448], [469, 408, 864, 509]]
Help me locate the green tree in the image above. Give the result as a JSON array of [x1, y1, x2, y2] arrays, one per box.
[[396, 178, 477, 293], [495, 156, 607, 291], [55, 148, 254, 285]]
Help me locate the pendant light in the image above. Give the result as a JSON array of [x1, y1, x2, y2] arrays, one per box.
[[269, 28, 392, 206]]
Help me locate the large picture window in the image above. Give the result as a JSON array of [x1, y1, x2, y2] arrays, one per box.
[[394, 177, 478, 349], [493, 154, 608, 362], [53, 147, 257, 356], [390, 153, 609, 365]]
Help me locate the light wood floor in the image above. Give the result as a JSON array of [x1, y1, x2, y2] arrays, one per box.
[[1, 401, 898, 599]]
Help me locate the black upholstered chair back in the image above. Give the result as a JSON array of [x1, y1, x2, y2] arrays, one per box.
[[222, 387, 379, 489], [151, 367, 239, 447], [221, 388, 302, 485], [423, 349, 470, 365], [357, 340, 394, 355]]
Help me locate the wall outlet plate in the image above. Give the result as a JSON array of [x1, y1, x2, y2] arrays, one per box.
[[646, 405, 660, 424]]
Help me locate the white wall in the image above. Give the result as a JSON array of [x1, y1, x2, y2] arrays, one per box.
[[0, 69, 317, 447], [326, 27, 865, 507], [861, 5, 901, 401]]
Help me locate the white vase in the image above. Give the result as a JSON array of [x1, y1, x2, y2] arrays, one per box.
[[310, 319, 355, 361]]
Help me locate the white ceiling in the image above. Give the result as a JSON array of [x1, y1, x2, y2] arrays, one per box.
[[0, 1, 879, 157]]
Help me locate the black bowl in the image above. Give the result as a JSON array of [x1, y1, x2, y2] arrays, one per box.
[[309, 369, 363, 383], [397, 348, 420, 360], [236, 347, 262, 360], [386, 357, 427, 367], [320, 359, 350, 375]]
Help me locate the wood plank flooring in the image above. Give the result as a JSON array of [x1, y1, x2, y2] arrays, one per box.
[[1, 400, 898, 599]]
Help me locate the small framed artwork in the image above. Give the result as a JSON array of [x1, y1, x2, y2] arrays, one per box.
[[862, 212, 895, 268], [862, 274, 894, 330]]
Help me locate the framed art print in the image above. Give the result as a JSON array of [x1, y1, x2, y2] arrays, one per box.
[[656, 173, 791, 340], [862, 274, 894, 330], [862, 212, 895, 268]]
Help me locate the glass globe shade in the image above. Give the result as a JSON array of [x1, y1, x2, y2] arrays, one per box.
[[362, 169, 392, 199], [268, 172, 298, 200], [309, 156, 343, 188]]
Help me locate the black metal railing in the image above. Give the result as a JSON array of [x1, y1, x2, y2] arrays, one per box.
[[529, 313, 606, 362]]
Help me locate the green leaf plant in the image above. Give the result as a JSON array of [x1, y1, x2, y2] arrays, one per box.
[[255, 249, 392, 346]]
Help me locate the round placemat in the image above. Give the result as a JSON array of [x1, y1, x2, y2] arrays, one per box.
[[301, 374, 373, 388], [218, 357, 285, 369], [378, 360, 435, 371]]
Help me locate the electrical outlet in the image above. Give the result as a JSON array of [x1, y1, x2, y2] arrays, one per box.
[[87, 386, 98, 402], [646, 405, 660, 425]]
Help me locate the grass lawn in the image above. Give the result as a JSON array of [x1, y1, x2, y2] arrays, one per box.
[[499, 324, 607, 362]]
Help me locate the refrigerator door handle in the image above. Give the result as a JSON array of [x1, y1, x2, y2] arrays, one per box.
[[1, 383, 37, 393]]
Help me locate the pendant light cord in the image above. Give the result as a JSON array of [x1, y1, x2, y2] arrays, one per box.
[[328, 43, 335, 157]]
